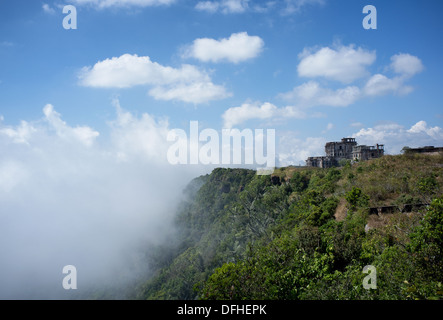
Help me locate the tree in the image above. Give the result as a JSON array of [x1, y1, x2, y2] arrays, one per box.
[[345, 187, 369, 211], [417, 174, 438, 203], [401, 146, 411, 154], [291, 172, 308, 193], [409, 195, 443, 280]]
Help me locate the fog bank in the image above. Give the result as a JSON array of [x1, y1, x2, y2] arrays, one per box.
[[0, 100, 204, 299]]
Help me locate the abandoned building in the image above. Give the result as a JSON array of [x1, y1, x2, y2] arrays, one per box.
[[306, 138, 384, 168], [403, 146, 443, 155]]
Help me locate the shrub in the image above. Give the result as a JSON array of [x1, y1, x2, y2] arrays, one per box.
[[345, 187, 369, 211]]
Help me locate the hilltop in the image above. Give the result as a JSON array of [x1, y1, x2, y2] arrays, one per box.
[[134, 153, 443, 300]]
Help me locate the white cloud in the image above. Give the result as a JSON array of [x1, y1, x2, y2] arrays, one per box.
[[277, 134, 326, 166], [353, 121, 443, 154], [390, 53, 424, 78], [0, 120, 36, 145], [282, 0, 325, 15], [183, 32, 264, 64], [407, 120, 443, 139], [364, 74, 413, 97], [71, 0, 175, 9], [0, 161, 29, 193], [79, 54, 230, 104], [108, 99, 172, 162], [279, 48, 424, 109], [195, 1, 220, 13], [149, 81, 231, 104], [282, 105, 308, 119], [43, 104, 99, 147], [0, 101, 202, 298], [0, 105, 99, 147], [79, 54, 205, 88], [363, 54, 423, 97], [280, 81, 361, 108], [222, 102, 278, 128], [223, 83, 362, 127], [297, 45, 376, 83], [222, 102, 311, 128], [195, 0, 249, 14], [42, 3, 56, 14]]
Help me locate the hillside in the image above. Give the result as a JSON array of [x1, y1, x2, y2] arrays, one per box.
[[135, 153, 443, 300]]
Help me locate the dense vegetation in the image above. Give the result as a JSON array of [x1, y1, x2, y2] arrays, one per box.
[[135, 153, 443, 300]]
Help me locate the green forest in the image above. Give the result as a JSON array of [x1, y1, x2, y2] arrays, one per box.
[[132, 153, 443, 300]]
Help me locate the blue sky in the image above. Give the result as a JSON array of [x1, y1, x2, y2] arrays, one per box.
[[1, 0, 443, 165], [1, 0, 443, 298]]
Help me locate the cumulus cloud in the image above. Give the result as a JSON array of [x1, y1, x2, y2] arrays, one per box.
[[390, 53, 424, 78], [277, 134, 326, 166], [297, 45, 376, 83], [222, 102, 278, 128], [107, 99, 172, 162], [43, 104, 100, 147], [79, 54, 230, 104], [353, 121, 443, 154], [0, 105, 99, 147], [278, 46, 424, 109], [70, 0, 175, 9], [149, 82, 231, 104], [362, 53, 423, 97], [183, 32, 264, 64], [407, 120, 443, 139], [0, 101, 203, 299], [363, 74, 413, 96], [0, 120, 36, 144], [222, 102, 310, 128], [79, 54, 204, 88], [279, 81, 361, 108]]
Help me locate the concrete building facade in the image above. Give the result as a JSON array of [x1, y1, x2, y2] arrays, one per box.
[[403, 146, 443, 155], [306, 138, 384, 168], [352, 144, 384, 161]]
